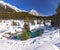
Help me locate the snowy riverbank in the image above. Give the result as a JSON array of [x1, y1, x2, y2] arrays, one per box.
[[0, 29, 59, 50]]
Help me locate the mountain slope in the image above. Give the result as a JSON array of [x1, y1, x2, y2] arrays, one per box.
[[0, 1, 41, 16], [0, 1, 27, 12], [0, 0, 47, 20]]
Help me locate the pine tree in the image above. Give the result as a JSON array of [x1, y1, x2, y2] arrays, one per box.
[[51, 3, 60, 27], [18, 22, 30, 40], [56, 3, 60, 14]]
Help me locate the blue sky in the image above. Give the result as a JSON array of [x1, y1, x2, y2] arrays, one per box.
[[3, 0, 60, 16]]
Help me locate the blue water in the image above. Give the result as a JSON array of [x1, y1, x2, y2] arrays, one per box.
[[12, 36, 19, 40], [30, 28, 43, 38]]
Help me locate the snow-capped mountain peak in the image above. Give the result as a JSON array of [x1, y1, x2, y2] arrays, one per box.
[[29, 9, 40, 16], [30, 9, 38, 12]]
